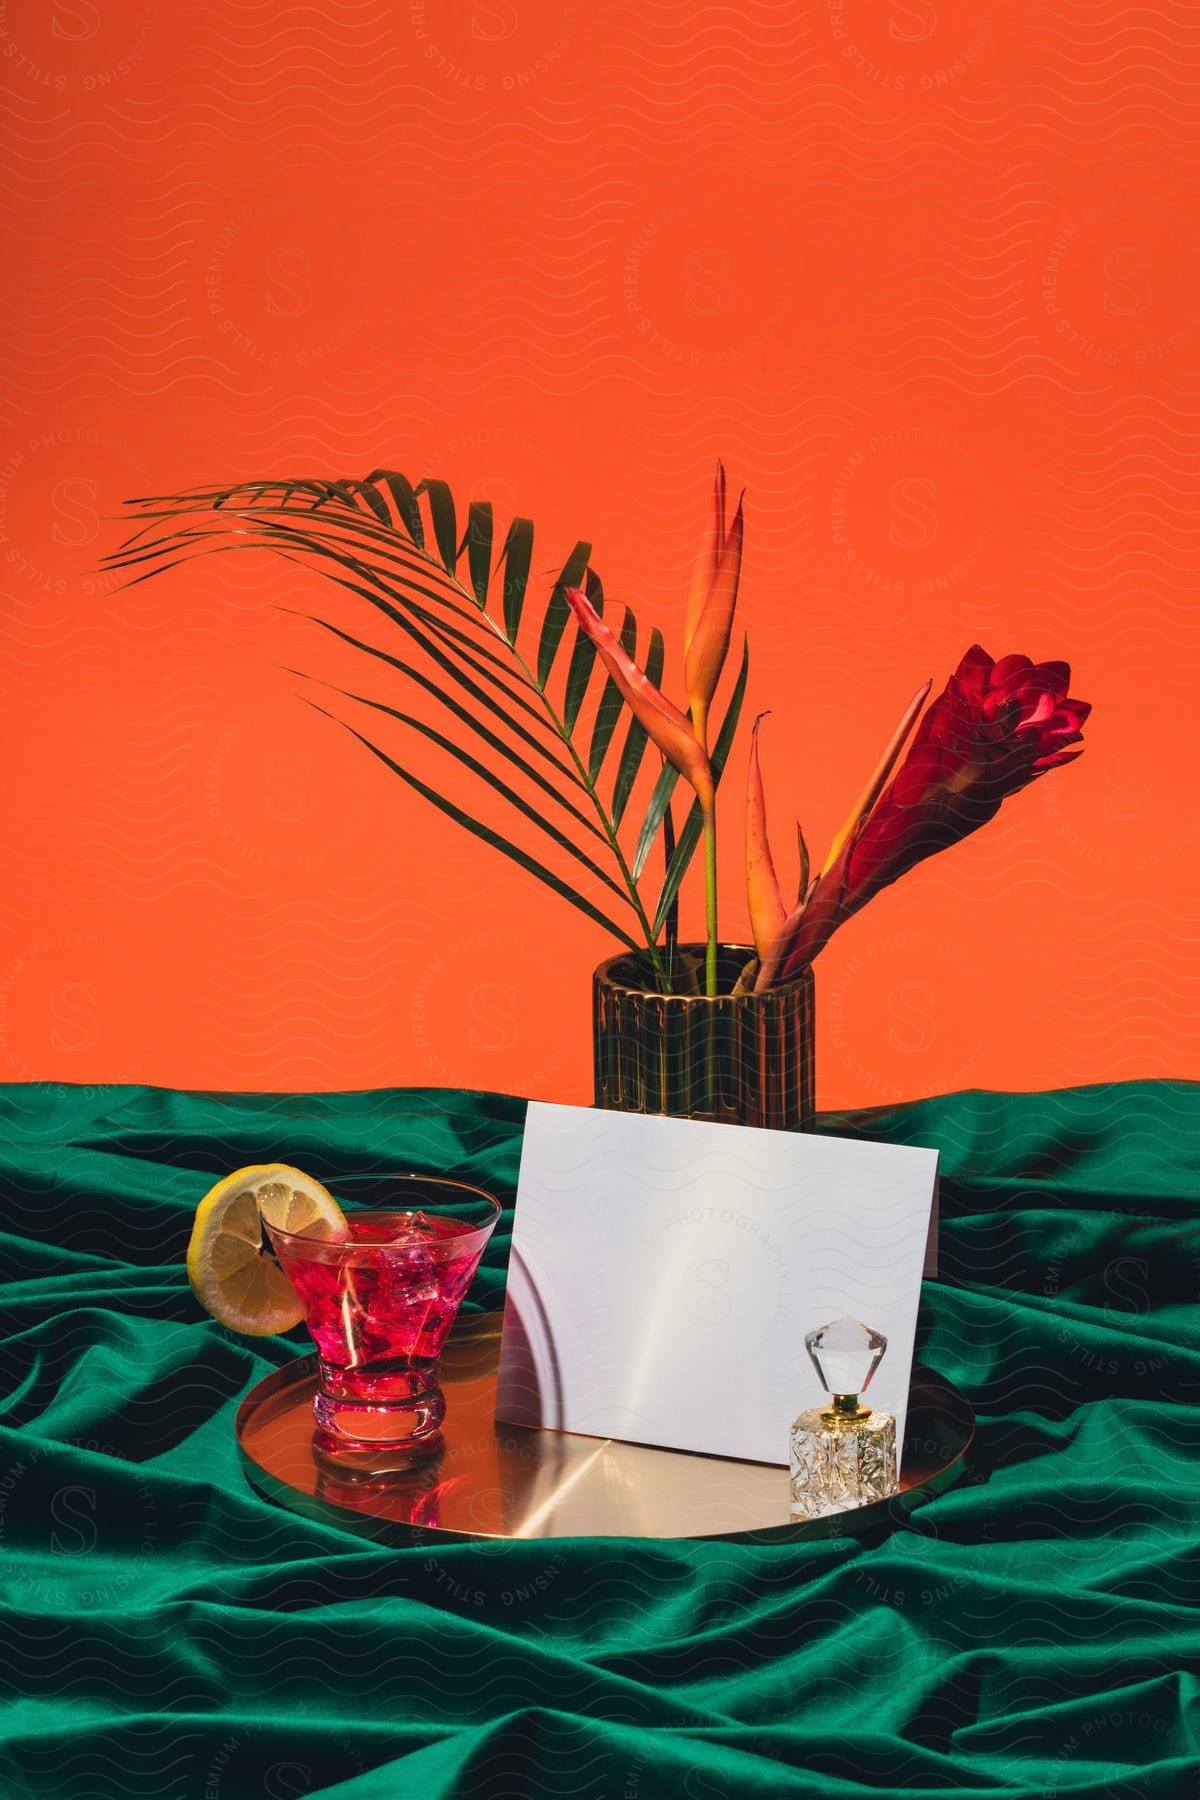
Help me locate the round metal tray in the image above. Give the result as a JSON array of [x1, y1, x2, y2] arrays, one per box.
[[236, 1313, 974, 1544]]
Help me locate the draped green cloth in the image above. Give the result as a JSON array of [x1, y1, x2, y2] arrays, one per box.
[[0, 1080, 1197, 1799]]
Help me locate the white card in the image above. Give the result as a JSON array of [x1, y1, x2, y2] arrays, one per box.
[[496, 1101, 939, 1467]]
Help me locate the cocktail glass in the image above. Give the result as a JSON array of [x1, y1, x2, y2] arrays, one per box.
[[263, 1174, 501, 1470]]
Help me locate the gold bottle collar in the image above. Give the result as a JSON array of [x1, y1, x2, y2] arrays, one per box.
[[820, 1393, 872, 1423]]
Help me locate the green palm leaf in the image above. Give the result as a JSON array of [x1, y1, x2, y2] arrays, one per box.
[[105, 469, 747, 987], [319, 684, 628, 901], [366, 468, 425, 544], [305, 702, 640, 952], [499, 517, 534, 643], [632, 761, 679, 882], [562, 568, 604, 735], [537, 539, 591, 690], [281, 616, 603, 841], [462, 501, 493, 607], [415, 478, 457, 572], [246, 528, 562, 742]]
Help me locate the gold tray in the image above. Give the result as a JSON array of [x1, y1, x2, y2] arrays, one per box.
[[236, 1313, 974, 1544]]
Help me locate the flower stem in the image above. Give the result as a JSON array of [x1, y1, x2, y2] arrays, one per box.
[[662, 799, 678, 991], [703, 801, 718, 997], [690, 700, 719, 1001]]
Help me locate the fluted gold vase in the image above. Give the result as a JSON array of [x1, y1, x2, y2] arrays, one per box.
[[593, 943, 815, 1131]]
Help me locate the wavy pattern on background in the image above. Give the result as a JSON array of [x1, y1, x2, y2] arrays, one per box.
[[0, 0, 1197, 1104]]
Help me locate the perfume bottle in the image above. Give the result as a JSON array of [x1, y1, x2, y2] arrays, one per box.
[[790, 1317, 898, 1520]]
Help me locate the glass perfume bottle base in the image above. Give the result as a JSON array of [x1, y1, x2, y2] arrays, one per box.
[[790, 1403, 898, 1520], [789, 1487, 893, 1523]]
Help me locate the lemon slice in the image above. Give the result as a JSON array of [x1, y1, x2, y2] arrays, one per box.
[[186, 1163, 348, 1335]]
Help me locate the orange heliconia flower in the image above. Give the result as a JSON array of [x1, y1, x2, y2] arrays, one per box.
[[683, 463, 744, 749], [564, 585, 714, 811]]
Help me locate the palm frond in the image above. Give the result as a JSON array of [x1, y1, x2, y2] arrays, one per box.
[[313, 682, 630, 902], [304, 702, 641, 951], [279, 617, 604, 841], [106, 469, 748, 983]]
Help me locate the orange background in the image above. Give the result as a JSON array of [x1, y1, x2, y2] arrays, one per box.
[[1, 0, 1198, 1109]]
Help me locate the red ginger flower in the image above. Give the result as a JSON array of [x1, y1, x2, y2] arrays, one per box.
[[758, 646, 1090, 986], [846, 646, 1089, 900]]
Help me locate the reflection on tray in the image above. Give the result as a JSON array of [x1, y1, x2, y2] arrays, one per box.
[[235, 1314, 973, 1544], [315, 1454, 446, 1529]]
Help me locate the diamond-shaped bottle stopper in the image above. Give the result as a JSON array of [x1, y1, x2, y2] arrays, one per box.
[[805, 1317, 888, 1400]]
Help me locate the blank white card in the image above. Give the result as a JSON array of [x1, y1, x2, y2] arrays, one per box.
[[495, 1101, 939, 1467]]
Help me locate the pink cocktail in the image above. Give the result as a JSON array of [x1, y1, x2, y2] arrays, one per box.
[[264, 1175, 500, 1468]]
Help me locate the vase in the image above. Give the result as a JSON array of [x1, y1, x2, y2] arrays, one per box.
[[592, 942, 815, 1130]]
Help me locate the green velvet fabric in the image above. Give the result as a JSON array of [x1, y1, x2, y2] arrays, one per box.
[[0, 1081, 1197, 1799]]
